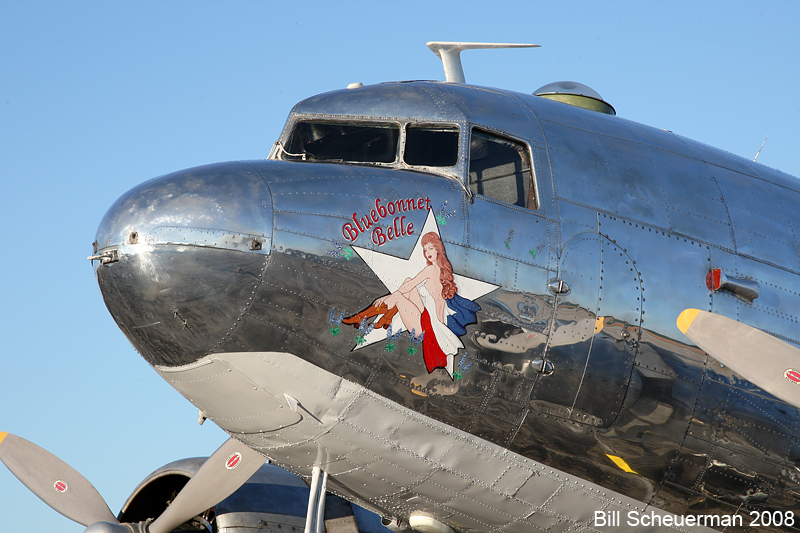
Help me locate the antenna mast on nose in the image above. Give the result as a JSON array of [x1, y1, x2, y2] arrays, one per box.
[[427, 41, 539, 84]]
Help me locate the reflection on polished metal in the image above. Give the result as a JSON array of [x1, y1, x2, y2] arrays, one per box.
[[82, 45, 800, 533]]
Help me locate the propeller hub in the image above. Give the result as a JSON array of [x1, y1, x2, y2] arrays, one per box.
[[84, 521, 134, 533]]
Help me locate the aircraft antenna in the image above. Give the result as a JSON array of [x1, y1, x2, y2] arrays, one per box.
[[753, 135, 769, 162], [427, 42, 539, 84]]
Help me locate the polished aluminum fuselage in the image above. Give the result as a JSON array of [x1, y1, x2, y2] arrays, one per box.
[[94, 81, 800, 530]]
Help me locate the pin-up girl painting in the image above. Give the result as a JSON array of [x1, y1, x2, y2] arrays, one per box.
[[345, 232, 480, 377]]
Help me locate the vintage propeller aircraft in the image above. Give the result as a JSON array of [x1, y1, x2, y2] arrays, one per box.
[[4, 41, 800, 532]]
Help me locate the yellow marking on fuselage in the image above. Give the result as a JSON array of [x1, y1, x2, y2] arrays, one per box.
[[606, 454, 638, 474], [594, 316, 605, 334]]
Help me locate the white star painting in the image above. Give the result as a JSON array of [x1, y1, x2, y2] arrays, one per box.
[[351, 210, 498, 363]]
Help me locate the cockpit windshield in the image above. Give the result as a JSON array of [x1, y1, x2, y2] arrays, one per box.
[[283, 122, 399, 164], [279, 120, 460, 170], [404, 124, 459, 167], [276, 118, 538, 210]]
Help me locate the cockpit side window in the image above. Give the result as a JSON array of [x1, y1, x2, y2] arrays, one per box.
[[284, 122, 399, 164], [403, 124, 459, 167], [469, 129, 536, 209]]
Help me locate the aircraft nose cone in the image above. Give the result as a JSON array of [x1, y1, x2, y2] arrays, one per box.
[[93, 162, 273, 366]]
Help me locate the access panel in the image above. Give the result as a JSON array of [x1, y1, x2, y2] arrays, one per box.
[[530, 233, 640, 427]]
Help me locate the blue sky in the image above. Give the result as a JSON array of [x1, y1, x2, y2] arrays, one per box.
[[1, 2, 798, 531]]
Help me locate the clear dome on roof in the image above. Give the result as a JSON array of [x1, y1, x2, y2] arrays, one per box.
[[533, 81, 615, 115], [534, 81, 604, 100]]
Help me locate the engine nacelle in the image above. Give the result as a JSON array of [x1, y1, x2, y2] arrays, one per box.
[[118, 458, 390, 532]]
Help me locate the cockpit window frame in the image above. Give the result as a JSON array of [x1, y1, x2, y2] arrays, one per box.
[[271, 116, 539, 211], [467, 126, 539, 211], [279, 119, 403, 167], [273, 115, 466, 181], [401, 122, 461, 168]]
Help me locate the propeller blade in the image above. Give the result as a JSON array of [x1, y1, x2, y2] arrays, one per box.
[[0, 432, 118, 527], [148, 437, 265, 533], [677, 309, 800, 408]]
